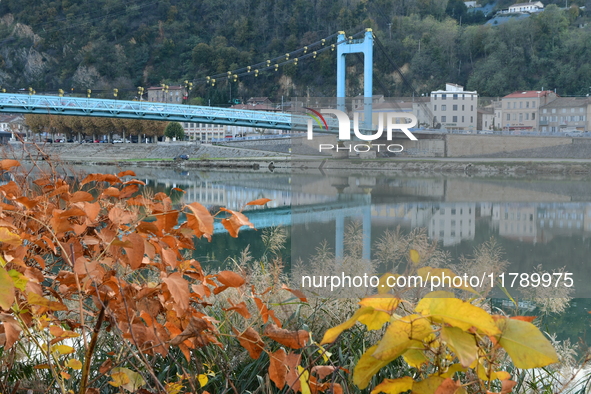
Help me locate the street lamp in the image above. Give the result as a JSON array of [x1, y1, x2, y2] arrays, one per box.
[[113, 88, 118, 99], [183, 80, 193, 104], [137, 86, 144, 101], [86, 89, 91, 98]]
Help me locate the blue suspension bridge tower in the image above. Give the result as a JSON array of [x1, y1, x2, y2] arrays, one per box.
[[337, 29, 374, 129]]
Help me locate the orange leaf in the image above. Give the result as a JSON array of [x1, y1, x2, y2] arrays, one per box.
[[71, 191, 94, 202], [434, 378, 462, 394], [510, 316, 536, 323], [246, 198, 271, 206], [220, 207, 254, 238], [234, 327, 265, 359], [102, 187, 120, 198], [282, 284, 307, 302], [0, 159, 20, 170], [80, 173, 121, 185], [2, 320, 21, 349], [253, 297, 269, 323], [269, 348, 287, 389], [311, 366, 337, 380], [123, 233, 145, 269], [217, 271, 245, 288], [185, 202, 214, 239], [118, 170, 136, 177], [263, 324, 308, 349], [162, 273, 190, 312], [119, 184, 139, 199], [223, 300, 251, 319]]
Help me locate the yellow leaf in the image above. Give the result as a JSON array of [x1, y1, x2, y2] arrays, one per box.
[[496, 371, 511, 381], [358, 309, 391, 331], [298, 366, 312, 394], [495, 317, 559, 368], [415, 295, 500, 336], [60, 371, 71, 380], [440, 327, 478, 368], [440, 363, 467, 378], [165, 382, 183, 394], [320, 306, 373, 344], [372, 314, 433, 361], [475, 360, 497, 381], [371, 376, 414, 394], [353, 345, 394, 389], [198, 374, 208, 387], [52, 345, 75, 355], [8, 269, 28, 291], [110, 368, 145, 392], [109, 371, 130, 388], [0, 266, 15, 310], [315, 343, 332, 362], [409, 249, 420, 264], [402, 341, 428, 368], [412, 376, 445, 393], [359, 294, 400, 312], [0, 227, 21, 246], [66, 359, 82, 370]]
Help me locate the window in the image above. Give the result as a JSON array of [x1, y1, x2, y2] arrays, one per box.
[[462, 116, 465, 122], [580, 108, 584, 113], [442, 105, 447, 111], [543, 109, 547, 113], [434, 105, 437, 111], [462, 105, 465, 110], [519, 102, 523, 109], [507, 102, 510, 109], [471, 105, 473, 111], [562, 108, 566, 113], [525, 113, 529, 120], [507, 114, 510, 121], [453, 94, 458, 100], [513, 102, 516, 109], [571, 108, 575, 113], [442, 116, 447, 122], [453, 105, 458, 110], [470, 116, 473, 123], [552, 108, 556, 113], [519, 113, 523, 122], [532, 113, 535, 120], [442, 94, 447, 100], [453, 116, 457, 122], [532, 101, 536, 108], [526, 101, 529, 108], [542, 126, 547, 132]]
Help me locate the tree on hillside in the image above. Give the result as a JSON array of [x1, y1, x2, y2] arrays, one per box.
[[164, 121, 185, 140]]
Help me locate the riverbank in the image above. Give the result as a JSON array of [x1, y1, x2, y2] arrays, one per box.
[[3, 141, 591, 176]]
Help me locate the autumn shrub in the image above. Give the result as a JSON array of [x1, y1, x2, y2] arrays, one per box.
[[0, 159, 344, 394]]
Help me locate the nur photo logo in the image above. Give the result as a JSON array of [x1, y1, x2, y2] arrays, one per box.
[[305, 108, 419, 153]]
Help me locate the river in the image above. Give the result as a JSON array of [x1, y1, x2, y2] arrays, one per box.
[[69, 163, 591, 343]]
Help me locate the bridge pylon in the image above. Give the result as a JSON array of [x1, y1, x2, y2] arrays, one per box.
[[336, 29, 373, 130]]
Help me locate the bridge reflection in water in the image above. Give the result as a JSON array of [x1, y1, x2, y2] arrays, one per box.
[[128, 166, 591, 297]]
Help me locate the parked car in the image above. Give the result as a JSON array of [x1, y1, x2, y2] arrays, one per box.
[[174, 154, 189, 161]]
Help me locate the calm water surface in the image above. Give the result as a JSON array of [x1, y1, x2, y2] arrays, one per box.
[[75, 164, 591, 342]]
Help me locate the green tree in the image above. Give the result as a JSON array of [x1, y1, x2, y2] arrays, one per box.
[[164, 121, 185, 140]]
